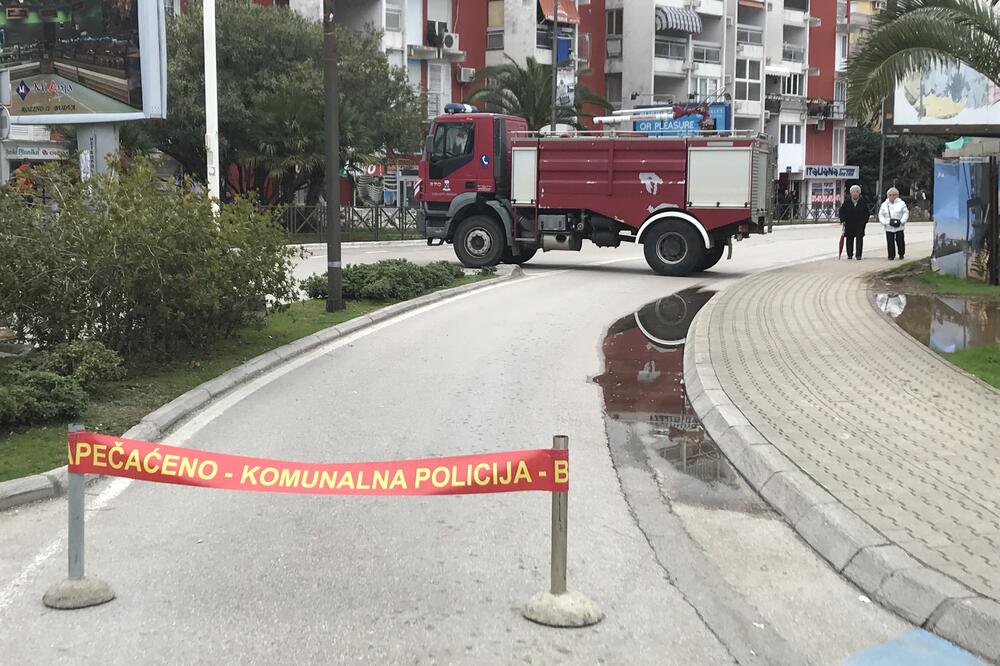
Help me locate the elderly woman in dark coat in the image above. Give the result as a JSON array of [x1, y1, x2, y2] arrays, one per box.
[[839, 184, 869, 260]]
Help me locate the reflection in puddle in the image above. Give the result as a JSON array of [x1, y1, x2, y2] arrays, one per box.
[[877, 293, 1000, 353], [596, 289, 767, 511]]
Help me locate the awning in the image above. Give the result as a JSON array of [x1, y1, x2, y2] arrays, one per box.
[[538, 0, 580, 25], [655, 6, 702, 34], [765, 64, 792, 77]]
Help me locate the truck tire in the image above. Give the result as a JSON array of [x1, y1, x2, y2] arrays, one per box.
[[643, 220, 706, 276], [454, 215, 506, 268], [698, 243, 726, 272], [501, 246, 538, 265]]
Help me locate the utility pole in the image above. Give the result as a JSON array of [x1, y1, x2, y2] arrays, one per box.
[[324, 0, 345, 311], [551, 0, 559, 132], [876, 99, 886, 203], [203, 0, 221, 211]]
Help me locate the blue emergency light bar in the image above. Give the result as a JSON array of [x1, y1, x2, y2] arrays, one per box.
[[444, 103, 478, 114]]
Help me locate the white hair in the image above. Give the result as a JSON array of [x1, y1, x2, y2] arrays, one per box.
[[850, 185, 861, 193], [887, 187, 900, 196]]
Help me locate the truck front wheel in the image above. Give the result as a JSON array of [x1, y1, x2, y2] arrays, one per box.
[[501, 246, 538, 265], [699, 243, 726, 272], [643, 221, 706, 276], [454, 215, 506, 268]]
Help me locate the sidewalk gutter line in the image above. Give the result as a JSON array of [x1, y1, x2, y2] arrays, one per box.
[[683, 266, 1000, 664], [0, 267, 521, 512], [296, 240, 428, 252]]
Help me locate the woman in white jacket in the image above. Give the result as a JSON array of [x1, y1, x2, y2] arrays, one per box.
[[878, 187, 909, 260]]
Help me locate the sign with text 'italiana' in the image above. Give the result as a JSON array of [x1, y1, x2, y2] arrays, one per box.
[[804, 165, 860, 179], [67, 433, 569, 496]]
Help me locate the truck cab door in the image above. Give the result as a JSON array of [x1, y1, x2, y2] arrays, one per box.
[[423, 118, 494, 201]]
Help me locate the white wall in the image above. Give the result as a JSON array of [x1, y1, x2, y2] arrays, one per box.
[[503, 0, 538, 66], [405, 0, 423, 46], [623, 0, 655, 110], [338, 0, 383, 32], [289, 0, 322, 22]]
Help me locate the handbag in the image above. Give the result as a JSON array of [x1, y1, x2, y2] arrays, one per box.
[[889, 218, 901, 228]]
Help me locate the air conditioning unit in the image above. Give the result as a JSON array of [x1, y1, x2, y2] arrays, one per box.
[[457, 67, 476, 83], [817, 120, 826, 131], [442, 31, 460, 51], [764, 110, 771, 120], [723, 74, 733, 84]]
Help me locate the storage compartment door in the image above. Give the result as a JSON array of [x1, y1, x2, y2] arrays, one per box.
[[687, 147, 752, 208], [511, 147, 538, 205]]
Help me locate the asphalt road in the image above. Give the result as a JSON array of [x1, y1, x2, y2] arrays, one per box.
[[0, 224, 938, 664]]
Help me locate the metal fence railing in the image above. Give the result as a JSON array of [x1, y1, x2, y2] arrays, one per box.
[[264, 205, 422, 242]]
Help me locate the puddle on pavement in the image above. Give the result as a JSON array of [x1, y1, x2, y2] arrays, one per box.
[[876, 293, 1000, 353], [595, 288, 769, 513]]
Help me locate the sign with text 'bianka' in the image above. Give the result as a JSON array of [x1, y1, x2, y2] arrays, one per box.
[[67, 433, 569, 496], [3, 0, 167, 125]]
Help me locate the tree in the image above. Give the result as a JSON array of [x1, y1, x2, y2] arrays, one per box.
[[846, 126, 945, 198], [465, 56, 610, 131], [127, 0, 424, 204], [846, 0, 1000, 119]]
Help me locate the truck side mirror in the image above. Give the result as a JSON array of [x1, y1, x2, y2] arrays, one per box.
[[424, 135, 433, 160]]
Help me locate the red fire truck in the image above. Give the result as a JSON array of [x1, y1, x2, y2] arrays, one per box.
[[415, 106, 772, 276]]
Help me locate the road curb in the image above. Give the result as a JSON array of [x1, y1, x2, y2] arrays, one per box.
[[0, 267, 520, 512], [683, 277, 1000, 664], [296, 240, 428, 252]]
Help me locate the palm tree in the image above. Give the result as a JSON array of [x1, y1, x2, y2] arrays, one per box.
[[846, 0, 1000, 120], [465, 56, 611, 131]]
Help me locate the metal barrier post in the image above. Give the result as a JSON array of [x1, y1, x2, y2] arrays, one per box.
[[42, 425, 115, 610], [522, 436, 603, 628]]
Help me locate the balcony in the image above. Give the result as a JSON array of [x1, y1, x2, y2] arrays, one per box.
[[734, 99, 762, 117], [782, 43, 805, 63], [694, 0, 725, 16], [764, 94, 807, 115], [806, 98, 846, 121]]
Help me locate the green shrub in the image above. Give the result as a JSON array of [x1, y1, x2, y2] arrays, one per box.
[[29, 340, 125, 390], [0, 160, 298, 363], [0, 368, 87, 428], [301, 260, 465, 303], [301, 273, 328, 299]]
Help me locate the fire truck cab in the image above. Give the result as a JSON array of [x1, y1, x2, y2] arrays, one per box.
[[416, 104, 772, 277]]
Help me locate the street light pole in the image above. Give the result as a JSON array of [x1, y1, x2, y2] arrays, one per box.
[[203, 0, 221, 211], [324, 0, 345, 311], [551, 0, 559, 132]]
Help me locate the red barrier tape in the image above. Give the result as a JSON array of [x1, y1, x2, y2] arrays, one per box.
[[67, 432, 569, 496]]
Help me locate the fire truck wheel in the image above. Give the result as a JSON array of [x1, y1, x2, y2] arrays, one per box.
[[699, 243, 726, 271], [454, 215, 506, 267], [501, 247, 538, 265], [643, 221, 706, 276]]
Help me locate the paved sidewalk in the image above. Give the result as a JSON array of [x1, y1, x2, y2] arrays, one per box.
[[685, 256, 1000, 662]]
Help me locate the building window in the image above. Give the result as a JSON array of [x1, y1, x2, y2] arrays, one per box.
[[606, 73, 622, 110], [385, 0, 403, 32], [780, 124, 802, 144], [578, 33, 591, 66], [607, 9, 623, 36], [834, 80, 847, 102], [781, 74, 804, 97], [693, 77, 719, 100], [487, 0, 504, 49], [735, 59, 761, 101], [736, 25, 763, 45], [655, 38, 687, 60], [427, 63, 446, 119], [833, 128, 846, 165], [692, 43, 721, 64]]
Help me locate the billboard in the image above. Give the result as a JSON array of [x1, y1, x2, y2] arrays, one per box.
[[887, 62, 1000, 136], [932, 157, 994, 281], [1, 0, 166, 124], [632, 102, 732, 137]]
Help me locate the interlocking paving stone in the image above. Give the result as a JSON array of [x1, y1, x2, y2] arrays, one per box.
[[702, 259, 1000, 604]]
